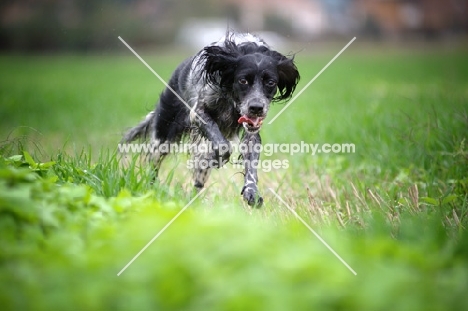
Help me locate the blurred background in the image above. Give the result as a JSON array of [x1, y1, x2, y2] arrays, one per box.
[[1, 0, 467, 52]]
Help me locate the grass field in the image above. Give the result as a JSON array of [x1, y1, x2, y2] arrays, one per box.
[[1, 42, 468, 310]]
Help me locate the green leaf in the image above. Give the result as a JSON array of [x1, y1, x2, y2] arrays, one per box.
[[420, 197, 439, 206], [23, 151, 37, 169], [38, 161, 56, 170], [0, 167, 38, 183], [6, 155, 23, 165], [441, 195, 458, 205]]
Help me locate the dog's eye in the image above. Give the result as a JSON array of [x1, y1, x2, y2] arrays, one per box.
[[239, 78, 248, 85], [265, 79, 277, 87]]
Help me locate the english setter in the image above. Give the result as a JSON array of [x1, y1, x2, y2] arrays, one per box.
[[122, 32, 300, 206]]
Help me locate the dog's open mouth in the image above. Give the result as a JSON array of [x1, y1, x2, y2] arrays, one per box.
[[238, 116, 264, 132]]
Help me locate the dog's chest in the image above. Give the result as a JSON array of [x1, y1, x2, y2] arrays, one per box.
[[206, 98, 241, 138]]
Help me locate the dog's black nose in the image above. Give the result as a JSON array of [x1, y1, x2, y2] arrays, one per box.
[[248, 103, 264, 115]]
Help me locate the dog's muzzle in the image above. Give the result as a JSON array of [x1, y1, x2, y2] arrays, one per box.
[[238, 97, 268, 132]]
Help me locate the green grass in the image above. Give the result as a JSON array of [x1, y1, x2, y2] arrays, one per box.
[[0, 44, 468, 310]]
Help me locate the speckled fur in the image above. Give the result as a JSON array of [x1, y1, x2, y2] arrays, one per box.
[[122, 32, 299, 206]]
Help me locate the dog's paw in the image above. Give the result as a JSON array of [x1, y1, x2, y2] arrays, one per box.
[[241, 186, 263, 207], [212, 141, 231, 167]]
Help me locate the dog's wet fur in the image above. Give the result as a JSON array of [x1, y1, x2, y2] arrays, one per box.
[[122, 32, 299, 206]]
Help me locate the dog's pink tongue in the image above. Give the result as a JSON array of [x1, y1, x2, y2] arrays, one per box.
[[238, 116, 264, 127]]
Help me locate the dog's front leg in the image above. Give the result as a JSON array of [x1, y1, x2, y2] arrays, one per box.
[[192, 108, 231, 167], [240, 133, 263, 207]]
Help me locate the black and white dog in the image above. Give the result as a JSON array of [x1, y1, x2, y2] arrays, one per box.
[[122, 32, 299, 206]]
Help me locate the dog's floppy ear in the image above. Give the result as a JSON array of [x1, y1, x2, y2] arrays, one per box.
[[274, 54, 300, 102], [203, 45, 238, 89]]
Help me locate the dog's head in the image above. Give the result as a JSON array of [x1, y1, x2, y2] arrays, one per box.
[[203, 39, 300, 133]]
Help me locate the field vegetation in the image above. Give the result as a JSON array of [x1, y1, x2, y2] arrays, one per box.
[[1, 44, 467, 310]]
